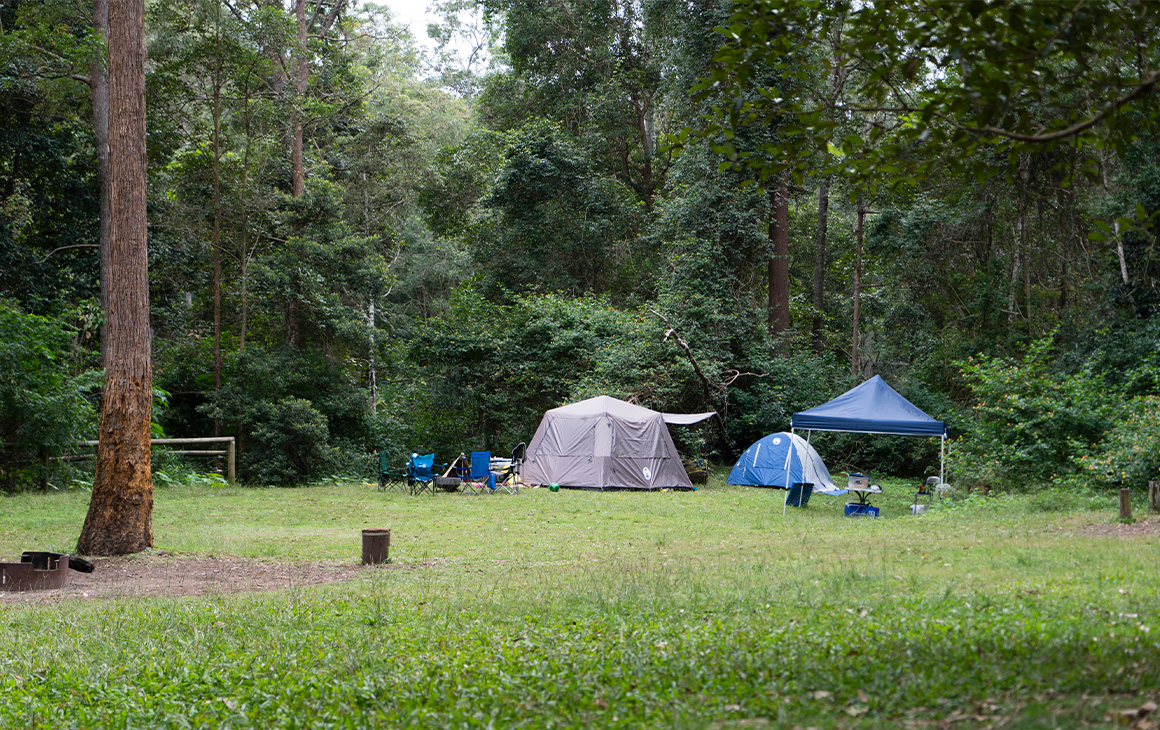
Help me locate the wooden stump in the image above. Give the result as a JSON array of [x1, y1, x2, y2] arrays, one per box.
[[1119, 488, 1132, 521], [1149, 481, 1160, 514], [361, 528, 390, 565]]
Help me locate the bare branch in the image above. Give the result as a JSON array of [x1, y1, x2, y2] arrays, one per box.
[[35, 244, 99, 264], [649, 309, 729, 438]]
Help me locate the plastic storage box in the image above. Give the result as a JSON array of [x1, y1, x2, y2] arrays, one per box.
[[844, 502, 880, 517]]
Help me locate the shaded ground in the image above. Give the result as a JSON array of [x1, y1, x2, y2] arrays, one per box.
[[0, 552, 388, 605], [1079, 515, 1160, 537]]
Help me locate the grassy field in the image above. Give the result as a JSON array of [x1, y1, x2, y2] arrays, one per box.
[[1, 475, 1157, 728]]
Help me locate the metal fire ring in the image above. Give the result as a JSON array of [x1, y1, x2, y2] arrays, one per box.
[[0, 551, 93, 592]]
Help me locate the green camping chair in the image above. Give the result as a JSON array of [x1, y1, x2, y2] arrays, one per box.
[[377, 451, 406, 493]]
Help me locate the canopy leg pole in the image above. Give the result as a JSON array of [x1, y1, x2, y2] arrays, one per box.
[[783, 437, 794, 516], [940, 435, 946, 485]]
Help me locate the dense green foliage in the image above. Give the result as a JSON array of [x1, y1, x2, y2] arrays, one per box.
[[955, 336, 1117, 490], [4, 0, 1160, 492], [0, 302, 98, 489]]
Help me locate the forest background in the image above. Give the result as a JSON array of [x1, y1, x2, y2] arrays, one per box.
[[3, 0, 1160, 495]]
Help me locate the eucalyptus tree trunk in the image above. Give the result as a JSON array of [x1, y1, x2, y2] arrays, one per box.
[[212, 24, 223, 439], [767, 179, 790, 337], [851, 197, 863, 378], [291, 0, 307, 199], [91, 0, 110, 367], [812, 178, 829, 352], [78, 0, 152, 556]]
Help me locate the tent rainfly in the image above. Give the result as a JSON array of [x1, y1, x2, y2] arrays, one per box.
[[522, 396, 714, 491], [727, 431, 843, 512], [790, 375, 948, 482]]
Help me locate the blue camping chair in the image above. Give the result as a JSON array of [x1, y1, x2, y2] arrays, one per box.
[[406, 453, 440, 496], [785, 482, 813, 508], [465, 451, 495, 495]]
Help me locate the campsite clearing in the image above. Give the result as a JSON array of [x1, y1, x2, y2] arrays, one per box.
[[1, 477, 1156, 728]]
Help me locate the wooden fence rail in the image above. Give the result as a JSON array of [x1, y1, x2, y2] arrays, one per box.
[[78, 437, 235, 484]]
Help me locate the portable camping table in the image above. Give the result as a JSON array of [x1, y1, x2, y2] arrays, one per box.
[[844, 484, 883, 517], [847, 484, 882, 506]]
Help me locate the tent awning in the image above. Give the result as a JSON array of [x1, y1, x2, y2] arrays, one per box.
[[661, 411, 715, 425], [791, 375, 945, 437]]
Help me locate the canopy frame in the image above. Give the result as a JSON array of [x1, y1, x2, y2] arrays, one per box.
[[790, 376, 948, 485]]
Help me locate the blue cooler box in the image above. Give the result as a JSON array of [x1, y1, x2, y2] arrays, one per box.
[[845, 502, 880, 518]]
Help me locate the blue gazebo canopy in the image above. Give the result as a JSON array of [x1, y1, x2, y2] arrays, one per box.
[[791, 375, 946, 437]]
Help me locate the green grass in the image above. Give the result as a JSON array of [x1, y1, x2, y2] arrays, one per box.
[[1, 474, 1157, 728]]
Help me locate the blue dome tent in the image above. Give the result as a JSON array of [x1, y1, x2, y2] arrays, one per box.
[[728, 432, 842, 513]]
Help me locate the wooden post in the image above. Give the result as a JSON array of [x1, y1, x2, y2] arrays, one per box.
[[1119, 488, 1132, 520], [1149, 481, 1160, 513], [227, 438, 235, 484], [39, 449, 49, 491], [362, 528, 390, 565]]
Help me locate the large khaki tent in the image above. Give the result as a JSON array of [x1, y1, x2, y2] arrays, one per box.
[[522, 396, 714, 491]]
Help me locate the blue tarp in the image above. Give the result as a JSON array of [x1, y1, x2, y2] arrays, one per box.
[[727, 431, 843, 495], [791, 375, 946, 437]]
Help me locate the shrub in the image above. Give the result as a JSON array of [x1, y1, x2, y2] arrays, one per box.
[[247, 397, 339, 486], [955, 334, 1117, 490], [199, 347, 374, 484], [1078, 395, 1160, 490]]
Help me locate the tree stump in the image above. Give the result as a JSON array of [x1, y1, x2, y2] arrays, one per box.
[[1119, 488, 1132, 521], [362, 528, 390, 565], [1149, 481, 1160, 514]]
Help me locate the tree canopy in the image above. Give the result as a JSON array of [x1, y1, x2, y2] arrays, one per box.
[[3, 0, 1160, 496]]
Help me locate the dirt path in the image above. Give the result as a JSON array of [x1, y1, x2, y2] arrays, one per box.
[[1079, 515, 1160, 538], [0, 552, 377, 605]]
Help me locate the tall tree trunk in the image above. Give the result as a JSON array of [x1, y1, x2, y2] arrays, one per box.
[[92, 0, 110, 368], [981, 213, 993, 334], [212, 25, 223, 440], [811, 178, 829, 352], [767, 179, 790, 337], [78, 0, 152, 556], [1101, 154, 1136, 311], [291, 0, 307, 199], [239, 96, 253, 353], [1008, 221, 1021, 322], [1021, 205, 1030, 324], [851, 196, 863, 378], [1114, 219, 1129, 285], [368, 299, 376, 413]]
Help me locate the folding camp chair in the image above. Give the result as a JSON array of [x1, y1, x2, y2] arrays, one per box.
[[785, 482, 814, 508], [493, 442, 525, 494], [464, 451, 495, 495], [406, 453, 440, 496], [377, 450, 407, 493]]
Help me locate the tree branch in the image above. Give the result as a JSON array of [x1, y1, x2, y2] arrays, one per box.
[[35, 244, 99, 264], [649, 309, 729, 438], [926, 69, 1160, 143]]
